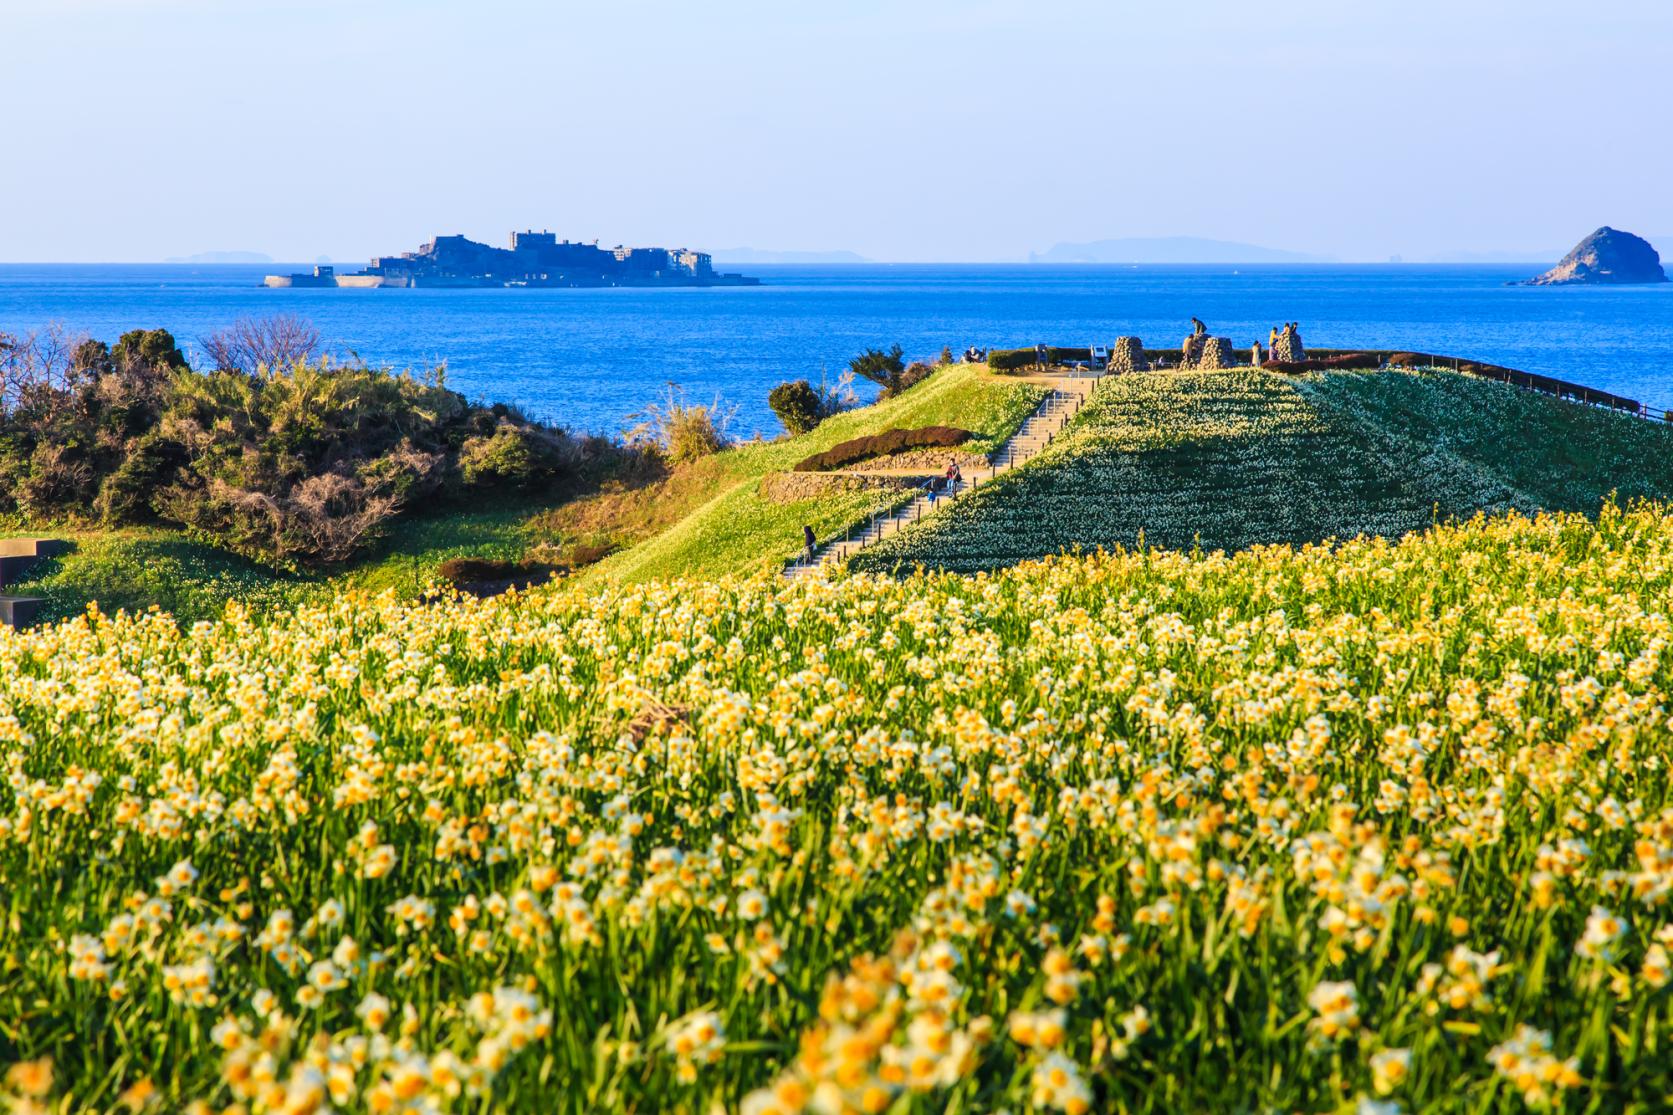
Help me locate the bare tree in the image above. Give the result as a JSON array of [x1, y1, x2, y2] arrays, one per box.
[[0, 323, 83, 413], [199, 315, 321, 374]]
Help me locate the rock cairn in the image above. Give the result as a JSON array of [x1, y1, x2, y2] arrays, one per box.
[[1199, 336, 1235, 369], [1107, 337, 1146, 374], [1181, 333, 1235, 370], [1270, 323, 1306, 363]]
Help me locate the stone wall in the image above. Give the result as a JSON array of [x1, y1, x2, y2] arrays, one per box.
[[1108, 337, 1146, 374], [848, 448, 990, 473]]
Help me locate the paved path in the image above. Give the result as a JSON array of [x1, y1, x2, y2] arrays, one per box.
[[784, 373, 1100, 578]]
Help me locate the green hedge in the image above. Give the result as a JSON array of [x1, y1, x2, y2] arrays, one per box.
[[793, 426, 973, 472], [987, 349, 1034, 372], [1263, 353, 1382, 373], [988, 347, 1097, 372]]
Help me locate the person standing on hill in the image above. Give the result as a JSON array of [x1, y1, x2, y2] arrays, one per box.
[[802, 524, 817, 563]]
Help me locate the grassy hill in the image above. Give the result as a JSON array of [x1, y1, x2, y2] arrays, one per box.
[[849, 367, 1673, 573], [3, 364, 1044, 619], [578, 363, 1043, 583], [18, 364, 1667, 617]]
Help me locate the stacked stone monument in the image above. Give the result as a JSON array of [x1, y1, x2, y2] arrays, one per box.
[[1271, 323, 1306, 363], [1180, 332, 1235, 370], [1197, 336, 1235, 369], [1107, 336, 1146, 374]]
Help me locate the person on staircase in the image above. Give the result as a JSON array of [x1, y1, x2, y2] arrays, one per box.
[[802, 524, 817, 564], [944, 459, 963, 496]]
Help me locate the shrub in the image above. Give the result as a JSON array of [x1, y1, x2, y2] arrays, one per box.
[[987, 348, 1035, 373], [793, 426, 972, 472], [93, 432, 185, 524], [458, 423, 574, 488], [988, 346, 1099, 373], [0, 326, 605, 567], [110, 328, 189, 374], [626, 384, 735, 464], [899, 361, 936, 393], [357, 439, 447, 505], [1264, 353, 1381, 373], [438, 557, 528, 582], [437, 556, 565, 594], [667, 411, 727, 463], [768, 380, 825, 435], [154, 470, 400, 568], [847, 345, 935, 399], [849, 345, 905, 392], [198, 315, 321, 374], [18, 443, 93, 516]]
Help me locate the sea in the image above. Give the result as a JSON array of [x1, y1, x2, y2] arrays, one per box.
[[2, 262, 1670, 438]]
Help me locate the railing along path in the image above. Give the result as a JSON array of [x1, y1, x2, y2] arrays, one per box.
[[784, 373, 1098, 578]]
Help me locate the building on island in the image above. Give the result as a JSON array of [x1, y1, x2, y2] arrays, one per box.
[[265, 230, 758, 288]]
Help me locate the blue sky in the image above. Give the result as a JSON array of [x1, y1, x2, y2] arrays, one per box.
[[1, 0, 1668, 262]]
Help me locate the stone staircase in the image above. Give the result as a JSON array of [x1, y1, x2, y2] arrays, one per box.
[[0, 538, 71, 629], [785, 374, 1099, 578]]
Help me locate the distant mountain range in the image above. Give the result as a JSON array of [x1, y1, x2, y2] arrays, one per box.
[[164, 250, 274, 264], [710, 248, 870, 264], [1030, 237, 1331, 264]]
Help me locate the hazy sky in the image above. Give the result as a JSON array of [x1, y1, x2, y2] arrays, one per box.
[[2, 0, 1668, 262]]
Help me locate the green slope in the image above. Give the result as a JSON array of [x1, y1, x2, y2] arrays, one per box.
[[4, 366, 1043, 618], [849, 368, 1673, 573], [588, 364, 1045, 583]]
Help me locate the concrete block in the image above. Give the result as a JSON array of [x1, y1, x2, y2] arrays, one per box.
[[0, 596, 44, 629]]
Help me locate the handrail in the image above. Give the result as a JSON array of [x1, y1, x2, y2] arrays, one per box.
[[1380, 353, 1661, 420], [787, 376, 1094, 576]]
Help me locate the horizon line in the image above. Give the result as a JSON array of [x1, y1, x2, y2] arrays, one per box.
[[0, 258, 1568, 267]]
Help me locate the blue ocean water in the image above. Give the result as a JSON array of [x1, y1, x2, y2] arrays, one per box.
[[1, 262, 1670, 437]]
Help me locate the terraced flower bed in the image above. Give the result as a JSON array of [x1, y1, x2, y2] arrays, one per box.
[[850, 368, 1673, 574]]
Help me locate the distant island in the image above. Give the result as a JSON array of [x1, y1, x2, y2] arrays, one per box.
[[1030, 236, 1330, 264], [710, 248, 870, 264], [1521, 227, 1668, 285], [265, 230, 758, 289], [168, 250, 274, 264]]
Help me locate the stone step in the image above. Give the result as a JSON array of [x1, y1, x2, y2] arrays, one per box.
[[0, 539, 71, 593], [0, 596, 45, 630], [0, 539, 71, 559], [785, 376, 1100, 577]]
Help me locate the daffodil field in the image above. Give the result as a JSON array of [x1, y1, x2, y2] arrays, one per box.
[[6, 504, 1673, 1112], [849, 370, 1673, 574]]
